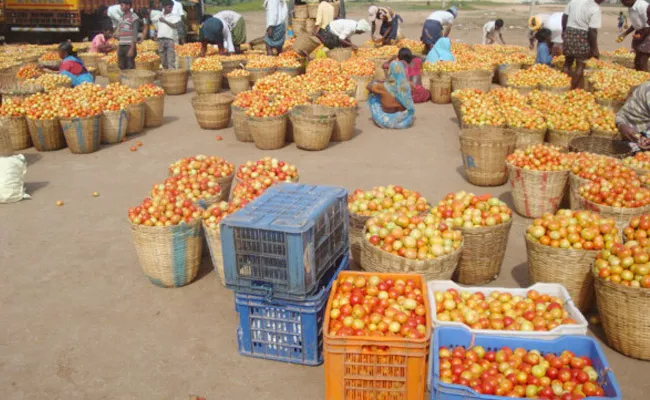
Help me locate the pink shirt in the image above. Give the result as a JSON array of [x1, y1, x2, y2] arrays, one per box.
[[90, 34, 106, 53]]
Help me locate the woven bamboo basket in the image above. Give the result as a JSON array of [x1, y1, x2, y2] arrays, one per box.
[[421, 70, 436, 92], [191, 70, 222, 94], [612, 55, 635, 69], [349, 213, 370, 262], [371, 58, 387, 80], [305, 19, 316, 34], [451, 70, 492, 93], [126, 102, 145, 135], [245, 67, 276, 83], [459, 127, 517, 186], [540, 84, 571, 94], [1, 82, 44, 103], [497, 64, 521, 86], [360, 235, 462, 280], [203, 224, 226, 285], [526, 236, 599, 313], [590, 128, 622, 140], [26, 117, 66, 151], [294, 4, 308, 18], [293, 18, 308, 37], [349, 75, 371, 101], [327, 47, 352, 62], [629, 165, 650, 177], [191, 93, 234, 130], [506, 162, 569, 218], [581, 196, 650, 232], [60, 115, 102, 154], [231, 105, 252, 142], [80, 53, 101, 69], [248, 114, 287, 150], [324, 105, 357, 141], [0, 127, 12, 156], [159, 69, 189, 95], [596, 98, 626, 112], [510, 126, 547, 150], [455, 221, 512, 285], [106, 65, 121, 83], [97, 58, 108, 77], [131, 219, 203, 288], [307, 3, 319, 18], [101, 109, 128, 144], [594, 273, 650, 360], [548, 128, 589, 149], [568, 173, 590, 210], [144, 95, 165, 127], [277, 66, 304, 77], [0, 115, 31, 150], [290, 105, 335, 151], [135, 60, 152, 71], [227, 75, 250, 94], [451, 97, 463, 121], [250, 36, 267, 51], [177, 56, 196, 70], [568, 136, 633, 159], [38, 60, 61, 69], [293, 35, 320, 56], [510, 85, 536, 96], [431, 75, 452, 104]]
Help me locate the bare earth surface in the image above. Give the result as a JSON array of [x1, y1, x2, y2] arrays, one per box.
[[1, 4, 648, 400]]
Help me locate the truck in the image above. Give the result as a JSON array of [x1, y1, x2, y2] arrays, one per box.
[[1, 0, 202, 43]]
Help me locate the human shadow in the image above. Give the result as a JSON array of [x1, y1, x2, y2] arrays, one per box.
[[510, 262, 529, 287]]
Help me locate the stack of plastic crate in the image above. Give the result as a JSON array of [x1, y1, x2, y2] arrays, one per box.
[[220, 183, 350, 365]]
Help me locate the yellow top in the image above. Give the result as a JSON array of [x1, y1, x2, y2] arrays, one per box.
[[316, 2, 335, 30]]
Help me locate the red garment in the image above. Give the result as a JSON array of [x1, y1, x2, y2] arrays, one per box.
[[412, 85, 431, 103], [404, 58, 422, 78], [60, 59, 84, 75], [402, 59, 430, 103]]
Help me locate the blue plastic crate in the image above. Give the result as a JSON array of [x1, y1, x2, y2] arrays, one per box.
[[235, 252, 349, 365], [221, 183, 349, 299], [431, 327, 622, 400]]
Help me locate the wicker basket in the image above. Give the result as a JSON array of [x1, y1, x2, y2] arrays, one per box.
[[510, 126, 547, 150], [327, 47, 352, 62], [596, 98, 626, 112], [360, 235, 462, 281], [294, 4, 308, 19], [131, 220, 203, 288], [451, 70, 492, 93], [101, 109, 128, 144], [0, 115, 31, 150], [192, 70, 222, 94], [277, 66, 303, 77], [120, 70, 155, 88], [246, 67, 276, 83], [231, 105, 252, 142], [371, 58, 387, 80], [568, 173, 590, 210], [594, 273, 650, 360], [106, 65, 121, 83], [290, 105, 335, 151], [581, 196, 650, 232], [97, 58, 108, 77], [248, 114, 287, 150], [26, 117, 66, 151], [590, 128, 622, 140], [293, 18, 308, 36], [159, 69, 189, 95], [421, 70, 436, 92], [497, 64, 520, 86], [126, 102, 145, 135], [293, 35, 320, 57], [144, 95, 165, 128], [227, 75, 250, 94], [349, 212, 370, 262], [203, 224, 226, 285], [568, 136, 633, 159], [349, 75, 371, 101], [0, 127, 12, 156], [431, 74, 452, 104], [456, 221, 512, 285], [540, 85, 571, 94], [548, 128, 589, 149], [506, 162, 569, 218], [459, 127, 517, 186], [511, 85, 537, 96], [612, 55, 635, 69], [305, 19, 316, 35], [38, 60, 62, 69], [451, 97, 463, 121], [191, 93, 234, 130], [60, 115, 102, 154], [526, 236, 599, 312], [177, 55, 196, 70], [307, 3, 319, 18], [1, 82, 44, 103], [323, 105, 357, 142], [80, 53, 101, 69]]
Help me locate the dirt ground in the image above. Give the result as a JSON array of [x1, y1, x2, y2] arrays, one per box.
[[1, 3, 648, 400]]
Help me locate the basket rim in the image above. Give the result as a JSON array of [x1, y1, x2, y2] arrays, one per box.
[[59, 114, 102, 122], [457, 218, 513, 234], [129, 217, 202, 232], [579, 194, 650, 213], [593, 269, 650, 296], [505, 161, 571, 175], [525, 234, 601, 255]]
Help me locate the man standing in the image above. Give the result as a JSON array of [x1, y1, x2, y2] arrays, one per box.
[[528, 12, 564, 55], [172, 0, 186, 44], [482, 19, 505, 45], [157, 0, 180, 69], [116, 0, 140, 70], [314, 0, 334, 35], [215, 10, 247, 53], [264, 0, 288, 55], [368, 5, 401, 45], [562, 0, 604, 89]]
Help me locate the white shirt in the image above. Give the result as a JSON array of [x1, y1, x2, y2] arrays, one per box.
[[328, 19, 358, 41], [157, 11, 181, 40], [426, 10, 455, 25], [172, 0, 185, 17], [108, 5, 123, 28], [482, 21, 496, 44], [215, 10, 242, 30], [216, 17, 235, 52], [265, 0, 288, 28], [150, 9, 163, 25], [564, 0, 602, 31], [546, 12, 564, 43], [629, 0, 650, 30]]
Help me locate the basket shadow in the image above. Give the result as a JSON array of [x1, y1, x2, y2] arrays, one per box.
[[195, 249, 216, 283], [162, 115, 179, 124], [456, 165, 468, 182], [450, 116, 460, 126], [498, 191, 516, 211], [25, 181, 49, 195], [586, 317, 608, 343], [510, 261, 529, 287]]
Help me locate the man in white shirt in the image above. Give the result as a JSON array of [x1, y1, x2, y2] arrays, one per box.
[[482, 19, 505, 45], [562, 0, 605, 89], [619, 0, 650, 71], [171, 0, 186, 43], [421, 7, 457, 53], [528, 13, 564, 54], [317, 19, 370, 50], [157, 0, 180, 69], [215, 10, 247, 53]]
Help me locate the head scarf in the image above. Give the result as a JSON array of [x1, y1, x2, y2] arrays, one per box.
[[368, 5, 378, 22], [425, 37, 455, 63], [384, 61, 414, 112], [448, 6, 458, 18], [528, 16, 542, 31], [356, 19, 371, 33]]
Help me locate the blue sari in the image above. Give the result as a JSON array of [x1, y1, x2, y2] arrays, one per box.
[[425, 37, 455, 63], [369, 61, 414, 129]]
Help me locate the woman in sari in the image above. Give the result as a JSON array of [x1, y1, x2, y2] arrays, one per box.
[[384, 48, 429, 103], [366, 61, 415, 129], [47, 42, 94, 87], [425, 36, 455, 64], [616, 82, 650, 151]]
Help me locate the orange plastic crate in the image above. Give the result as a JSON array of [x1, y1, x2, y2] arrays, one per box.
[[324, 271, 431, 400]]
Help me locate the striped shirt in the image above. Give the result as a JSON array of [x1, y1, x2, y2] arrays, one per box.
[[117, 12, 140, 45]]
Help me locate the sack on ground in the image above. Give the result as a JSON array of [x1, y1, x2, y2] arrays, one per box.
[[0, 154, 31, 203]]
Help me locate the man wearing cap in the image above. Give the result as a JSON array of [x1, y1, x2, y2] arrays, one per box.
[[528, 12, 564, 55], [421, 7, 457, 53], [318, 19, 371, 49], [368, 5, 402, 45]]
